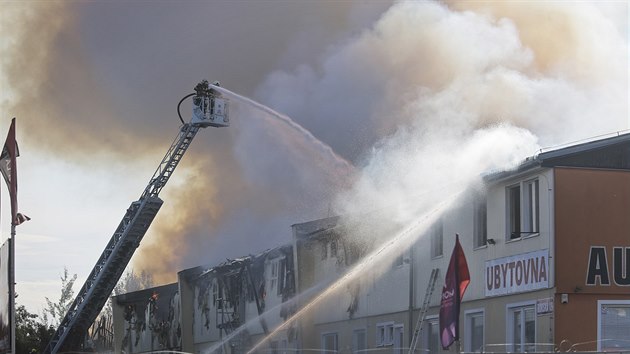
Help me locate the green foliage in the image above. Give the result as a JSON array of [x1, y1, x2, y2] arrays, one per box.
[[15, 304, 54, 353], [15, 267, 77, 352], [43, 267, 77, 327]]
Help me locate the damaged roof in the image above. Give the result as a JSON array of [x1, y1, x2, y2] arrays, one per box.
[[485, 131, 630, 182], [292, 215, 341, 239], [178, 244, 293, 281]]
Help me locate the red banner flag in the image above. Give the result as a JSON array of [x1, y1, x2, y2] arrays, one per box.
[[439, 234, 470, 349], [0, 118, 23, 226]]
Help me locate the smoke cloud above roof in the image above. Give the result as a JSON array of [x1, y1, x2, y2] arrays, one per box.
[[1, 1, 627, 286]]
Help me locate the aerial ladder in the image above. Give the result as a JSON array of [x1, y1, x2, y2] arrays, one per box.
[[44, 80, 229, 353]]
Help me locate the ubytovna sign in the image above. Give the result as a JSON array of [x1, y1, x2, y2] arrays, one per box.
[[485, 249, 549, 297]]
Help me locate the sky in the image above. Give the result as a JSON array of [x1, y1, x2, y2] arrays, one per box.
[[0, 0, 628, 317]]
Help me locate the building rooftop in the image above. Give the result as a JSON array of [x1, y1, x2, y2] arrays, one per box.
[[486, 131, 630, 182]]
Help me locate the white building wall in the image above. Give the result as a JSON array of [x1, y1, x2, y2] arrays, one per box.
[[310, 239, 412, 325], [411, 168, 554, 309], [300, 168, 557, 350]]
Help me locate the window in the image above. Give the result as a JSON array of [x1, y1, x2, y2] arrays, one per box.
[[523, 179, 539, 235], [321, 242, 328, 260], [507, 179, 540, 240], [330, 240, 338, 257], [322, 332, 338, 353], [425, 317, 440, 353], [270, 341, 279, 354], [277, 257, 287, 295], [213, 279, 223, 309], [474, 195, 487, 248], [212, 279, 219, 304], [392, 251, 405, 269], [376, 322, 395, 346], [465, 310, 485, 352], [508, 303, 536, 352], [393, 325, 404, 354], [430, 220, 443, 258], [598, 300, 630, 351], [352, 329, 367, 354], [281, 339, 288, 354], [507, 184, 521, 239], [269, 260, 279, 291], [392, 254, 404, 268]]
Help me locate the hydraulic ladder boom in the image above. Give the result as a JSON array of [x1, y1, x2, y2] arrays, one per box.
[[45, 81, 229, 353]]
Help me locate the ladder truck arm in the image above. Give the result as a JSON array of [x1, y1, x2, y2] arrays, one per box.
[[45, 80, 229, 353]]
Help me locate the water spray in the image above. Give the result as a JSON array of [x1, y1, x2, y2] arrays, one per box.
[[247, 191, 464, 353], [212, 85, 356, 178], [203, 283, 328, 354]]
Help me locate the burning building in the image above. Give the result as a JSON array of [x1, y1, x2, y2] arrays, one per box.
[[178, 244, 296, 353], [113, 244, 296, 353], [112, 283, 181, 352], [112, 131, 630, 353]]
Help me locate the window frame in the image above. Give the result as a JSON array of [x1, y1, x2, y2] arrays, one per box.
[[506, 178, 540, 241], [597, 300, 630, 351], [269, 259, 279, 291], [424, 315, 440, 353], [430, 220, 444, 259], [506, 184, 521, 240], [473, 194, 488, 249], [506, 301, 536, 352], [321, 241, 328, 260], [464, 308, 485, 352], [321, 332, 338, 353], [352, 328, 367, 354], [330, 239, 338, 257], [376, 321, 395, 347], [522, 179, 540, 236], [392, 324, 404, 354], [281, 339, 288, 354]]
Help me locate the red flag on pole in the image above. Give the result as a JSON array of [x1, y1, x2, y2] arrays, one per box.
[[439, 234, 470, 350], [0, 118, 27, 226]]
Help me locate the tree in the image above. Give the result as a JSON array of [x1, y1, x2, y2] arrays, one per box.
[[43, 267, 77, 327], [15, 304, 54, 353], [15, 267, 77, 352]]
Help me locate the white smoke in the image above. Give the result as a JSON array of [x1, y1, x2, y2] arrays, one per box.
[[2, 0, 627, 307], [257, 1, 627, 156], [254, 0, 627, 228]]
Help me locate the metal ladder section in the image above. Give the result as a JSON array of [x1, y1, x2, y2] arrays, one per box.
[[46, 124, 202, 353], [45, 197, 163, 353], [142, 123, 200, 199], [408, 268, 439, 354]]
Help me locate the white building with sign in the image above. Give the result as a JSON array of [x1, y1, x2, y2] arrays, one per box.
[[292, 133, 630, 353]]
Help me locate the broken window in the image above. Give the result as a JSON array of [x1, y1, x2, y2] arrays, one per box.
[[270, 260, 279, 291]]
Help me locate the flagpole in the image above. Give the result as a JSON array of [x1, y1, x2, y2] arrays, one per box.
[[2, 118, 18, 353], [9, 223, 15, 354]]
